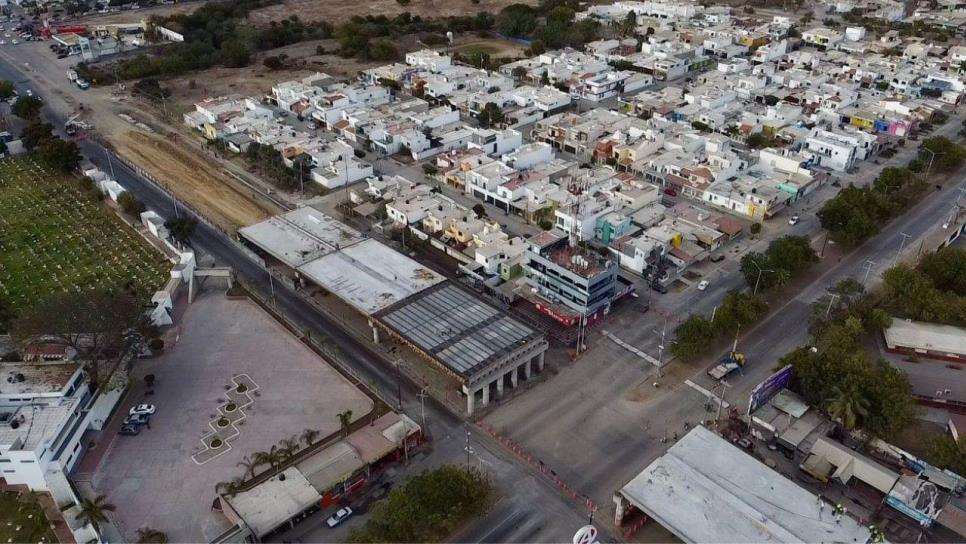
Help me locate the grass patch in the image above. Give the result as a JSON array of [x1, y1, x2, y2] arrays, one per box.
[[0, 156, 169, 315], [0, 492, 58, 544]]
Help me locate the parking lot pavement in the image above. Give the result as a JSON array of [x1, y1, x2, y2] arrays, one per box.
[[92, 291, 374, 542]]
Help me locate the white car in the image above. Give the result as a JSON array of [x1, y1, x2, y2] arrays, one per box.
[[697, 280, 710, 291], [326, 507, 353, 528], [129, 404, 156, 416], [10, 39, 17, 45], [3, 33, 9, 37], [788, 215, 800, 225]]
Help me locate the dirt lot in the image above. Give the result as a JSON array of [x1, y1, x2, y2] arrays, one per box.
[[113, 130, 271, 231], [249, 0, 539, 24]]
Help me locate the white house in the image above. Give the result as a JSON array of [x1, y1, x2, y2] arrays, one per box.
[[467, 128, 523, 157]]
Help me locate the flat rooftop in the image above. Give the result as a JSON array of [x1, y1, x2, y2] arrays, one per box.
[[238, 207, 365, 268], [0, 361, 81, 396], [884, 318, 966, 357], [375, 283, 543, 380], [297, 239, 444, 316], [0, 399, 77, 449], [619, 426, 872, 543]]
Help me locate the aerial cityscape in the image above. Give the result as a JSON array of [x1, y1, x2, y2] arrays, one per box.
[[0, 0, 965, 542]]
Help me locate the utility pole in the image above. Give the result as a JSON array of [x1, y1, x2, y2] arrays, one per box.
[[417, 387, 429, 434], [751, 259, 774, 295], [464, 428, 471, 468], [653, 315, 670, 378], [819, 232, 834, 258], [825, 293, 840, 319], [394, 359, 403, 411], [892, 232, 911, 267], [862, 259, 876, 285]]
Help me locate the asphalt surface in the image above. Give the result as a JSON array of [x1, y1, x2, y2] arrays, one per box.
[[0, 49, 598, 542]]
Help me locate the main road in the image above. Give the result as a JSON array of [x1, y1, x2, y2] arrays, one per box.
[[0, 51, 596, 542]]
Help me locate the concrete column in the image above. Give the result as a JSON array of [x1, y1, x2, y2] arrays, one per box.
[[482, 382, 490, 406], [510, 367, 519, 388], [370, 321, 380, 344], [524, 359, 532, 380], [536, 351, 545, 372], [466, 389, 475, 415], [496, 376, 504, 396]]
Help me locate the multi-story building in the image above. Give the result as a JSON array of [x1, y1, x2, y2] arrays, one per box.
[[524, 231, 620, 321]]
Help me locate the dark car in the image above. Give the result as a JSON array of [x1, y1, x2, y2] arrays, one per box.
[[709, 254, 725, 263], [651, 282, 668, 294], [119, 424, 141, 435]]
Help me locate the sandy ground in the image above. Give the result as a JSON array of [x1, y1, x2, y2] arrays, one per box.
[[112, 129, 271, 231], [249, 0, 539, 24]]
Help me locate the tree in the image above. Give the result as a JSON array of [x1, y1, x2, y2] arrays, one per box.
[[337, 410, 353, 437], [927, 435, 966, 475], [215, 478, 245, 497], [496, 4, 539, 37], [11, 291, 145, 388], [368, 39, 399, 61], [21, 121, 55, 151], [919, 248, 966, 296], [255, 445, 285, 472], [825, 385, 869, 431], [12, 95, 43, 120], [920, 136, 966, 174], [0, 296, 13, 334], [0, 80, 14, 100], [236, 454, 261, 479], [279, 435, 300, 459], [164, 217, 197, 246], [132, 78, 171, 102], [477, 102, 504, 128], [348, 465, 494, 543], [301, 428, 320, 447], [118, 191, 147, 217], [671, 315, 716, 359], [529, 39, 546, 56], [750, 222, 762, 237], [136, 527, 169, 544], [38, 137, 82, 173], [76, 495, 116, 532]]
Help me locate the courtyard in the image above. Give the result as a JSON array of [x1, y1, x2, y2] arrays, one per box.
[[0, 156, 169, 314], [91, 290, 374, 542]]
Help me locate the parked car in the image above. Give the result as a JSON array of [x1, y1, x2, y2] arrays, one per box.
[[697, 280, 709, 291], [129, 404, 156, 416], [788, 215, 800, 226], [326, 507, 353, 528], [651, 282, 668, 294], [709, 254, 725, 263], [119, 424, 141, 435], [123, 413, 150, 426], [663, 187, 677, 197]]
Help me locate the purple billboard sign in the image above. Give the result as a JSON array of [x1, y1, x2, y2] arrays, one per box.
[[747, 364, 793, 415]]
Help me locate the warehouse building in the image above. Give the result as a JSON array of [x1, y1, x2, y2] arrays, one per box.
[[883, 319, 966, 363]]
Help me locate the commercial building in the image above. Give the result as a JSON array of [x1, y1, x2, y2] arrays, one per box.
[[524, 231, 624, 325], [614, 426, 872, 543], [239, 210, 548, 414], [883, 319, 966, 363]]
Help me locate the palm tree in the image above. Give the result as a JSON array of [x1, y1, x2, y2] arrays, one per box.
[[236, 454, 261, 479], [301, 428, 320, 448], [255, 445, 284, 472], [825, 385, 870, 431], [215, 478, 245, 497], [279, 435, 300, 460], [136, 527, 169, 543], [76, 495, 115, 532], [337, 410, 353, 438]]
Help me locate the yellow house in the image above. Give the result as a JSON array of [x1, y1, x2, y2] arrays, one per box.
[[738, 33, 769, 48], [849, 113, 875, 131]]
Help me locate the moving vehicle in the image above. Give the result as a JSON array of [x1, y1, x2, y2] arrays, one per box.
[[788, 215, 800, 226], [326, 507, 353, 528], [708, 350, 746, 380], [129, 404, 156, 416], [119, 424, 141, 435], [697, 279, 709, 291]]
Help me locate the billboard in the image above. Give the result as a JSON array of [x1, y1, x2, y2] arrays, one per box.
[[747, 364, 793, 415]]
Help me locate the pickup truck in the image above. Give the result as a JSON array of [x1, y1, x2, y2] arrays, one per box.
[[708, 351, 746, 380]]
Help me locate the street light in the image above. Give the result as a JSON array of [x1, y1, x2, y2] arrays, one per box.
[[749, 259, 774, 295], [862, 259, 877, 285], [920, 147, 945, 181], [819, 232, 835, 258], [892, 232, 911, 267]]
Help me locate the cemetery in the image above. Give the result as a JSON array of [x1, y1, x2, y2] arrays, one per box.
[[0, 156, 170, 314]]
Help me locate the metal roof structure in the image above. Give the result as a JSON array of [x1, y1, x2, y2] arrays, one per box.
[[376, 283, 541, 380], [618, 426, 872, 544], [238, 207, 365, 268], [884, 318, 966, 357]]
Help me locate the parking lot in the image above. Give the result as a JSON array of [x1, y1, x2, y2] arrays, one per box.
[[91, 290, 374, 542]]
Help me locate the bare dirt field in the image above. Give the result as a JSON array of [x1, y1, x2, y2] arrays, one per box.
[[249, 0, 539, 24], [114, 129, 271, 231]]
